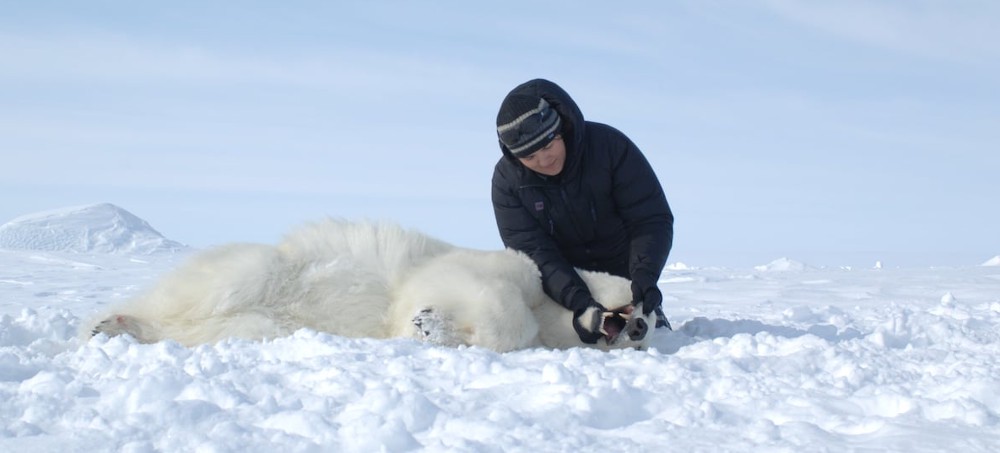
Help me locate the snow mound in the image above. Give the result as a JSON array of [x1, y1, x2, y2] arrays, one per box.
[[754, 257, 809, 272], [0, 203, 187, 255], [982, 256, 1000, 267]]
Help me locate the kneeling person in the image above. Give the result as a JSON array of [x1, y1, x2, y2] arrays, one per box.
[[491, 78, 675, 342]]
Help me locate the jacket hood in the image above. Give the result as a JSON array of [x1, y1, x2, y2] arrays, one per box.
[[497, 79, 586, 166]]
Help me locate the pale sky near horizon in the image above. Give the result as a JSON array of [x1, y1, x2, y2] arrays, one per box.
[[2, 1, 998, 267]]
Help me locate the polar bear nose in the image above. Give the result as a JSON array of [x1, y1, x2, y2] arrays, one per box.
[[626, 317, 648, 341]]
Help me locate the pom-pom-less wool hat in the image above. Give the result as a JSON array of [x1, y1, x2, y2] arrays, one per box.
[[496, 95, 562, 158]]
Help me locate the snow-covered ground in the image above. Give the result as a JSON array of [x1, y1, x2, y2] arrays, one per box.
[[2, 205, 999, 452]]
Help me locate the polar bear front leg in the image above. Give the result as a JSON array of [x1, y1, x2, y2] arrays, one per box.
[[412, 308, 464, 347]]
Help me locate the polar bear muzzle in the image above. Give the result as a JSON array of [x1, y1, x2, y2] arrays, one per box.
[[599, 306, 649, 345]]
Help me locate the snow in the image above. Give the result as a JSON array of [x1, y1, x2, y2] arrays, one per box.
[[2, 206, 999, 451], [983, 256, 1000, 267], [0, 203, 187, 255]]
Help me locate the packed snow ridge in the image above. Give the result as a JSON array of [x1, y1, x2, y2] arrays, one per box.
[[0, 203, 186, 255], [754, 257, 809, 272]]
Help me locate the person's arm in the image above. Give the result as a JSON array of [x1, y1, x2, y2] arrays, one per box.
[[491, 168, 595, 313], [610, 134, 674, 313]]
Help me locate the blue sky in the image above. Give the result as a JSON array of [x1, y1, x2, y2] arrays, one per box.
[[2, 1, 998, 267]]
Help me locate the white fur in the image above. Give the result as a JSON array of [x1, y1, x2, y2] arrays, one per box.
[[83, 219, 654, 352]]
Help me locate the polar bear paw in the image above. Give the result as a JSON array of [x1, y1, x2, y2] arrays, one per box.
[[412, 308, 463, 347]]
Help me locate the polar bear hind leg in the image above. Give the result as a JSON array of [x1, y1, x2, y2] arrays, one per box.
[[91, 314, 162, 343], [90, 311, 289, 346]]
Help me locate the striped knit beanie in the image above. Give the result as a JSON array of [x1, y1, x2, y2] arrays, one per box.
[[496, 95, 562, 158]]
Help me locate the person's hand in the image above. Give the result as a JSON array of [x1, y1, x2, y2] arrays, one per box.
[[572, 299, 607, 344], [631, 285, 662, 316]]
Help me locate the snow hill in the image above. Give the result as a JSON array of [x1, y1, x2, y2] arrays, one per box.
[[753, 257, 809, 272], [0, 203, 187, 255]]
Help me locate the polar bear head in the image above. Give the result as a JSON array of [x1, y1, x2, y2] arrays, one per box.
[[533, 269, 658, 351]]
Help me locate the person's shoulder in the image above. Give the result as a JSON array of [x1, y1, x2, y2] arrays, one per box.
[[582, 121, 635, 157], [584, 121, 629, 138], [582, 121, 633, 149]]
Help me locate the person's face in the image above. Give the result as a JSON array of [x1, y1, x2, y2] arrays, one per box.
[[517, 135, 565, 176]]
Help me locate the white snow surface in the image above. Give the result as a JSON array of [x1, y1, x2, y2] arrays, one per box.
[[1, 207, 999, 452], [0, 203, 186, 255]]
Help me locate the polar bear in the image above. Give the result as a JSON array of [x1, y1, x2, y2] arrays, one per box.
[[84, 219, 654, 352]]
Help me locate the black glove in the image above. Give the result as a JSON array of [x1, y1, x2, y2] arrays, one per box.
[[572, 300, 607, 344], [631, 283, 662, 316]]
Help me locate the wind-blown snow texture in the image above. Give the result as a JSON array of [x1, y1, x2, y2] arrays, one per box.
[[1, 206, 999, 452], [0, 203, 186, 255]]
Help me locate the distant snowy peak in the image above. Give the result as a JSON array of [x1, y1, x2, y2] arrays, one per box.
[[0, 203, 187, 255], [666, 262, 691, 271], [983, 256, 1000, 267], [754, 257, 810, 272]]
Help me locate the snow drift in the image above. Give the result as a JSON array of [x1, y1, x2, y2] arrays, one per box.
[[0, 203, 186, 255]]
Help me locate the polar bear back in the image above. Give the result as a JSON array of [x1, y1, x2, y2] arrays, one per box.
[[278, 219, 454, 287]]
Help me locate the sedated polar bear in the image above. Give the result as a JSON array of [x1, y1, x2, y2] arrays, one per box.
[[84, 219, 654, 352]]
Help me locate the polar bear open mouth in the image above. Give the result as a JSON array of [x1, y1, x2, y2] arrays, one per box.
[[599, 307, 648, 344]]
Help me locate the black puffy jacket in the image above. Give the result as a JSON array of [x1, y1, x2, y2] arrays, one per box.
[[491, 79, 674, 311]]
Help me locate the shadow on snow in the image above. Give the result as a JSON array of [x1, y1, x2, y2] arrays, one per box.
[[651, 317, 864, 354]]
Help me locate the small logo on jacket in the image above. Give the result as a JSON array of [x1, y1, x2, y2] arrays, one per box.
[[534, 201, 544, 211]]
